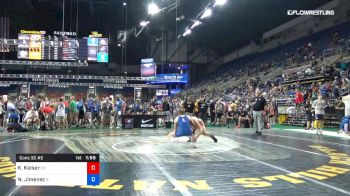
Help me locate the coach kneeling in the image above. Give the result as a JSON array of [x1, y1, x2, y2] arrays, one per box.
[[253, 89, 266, 135]]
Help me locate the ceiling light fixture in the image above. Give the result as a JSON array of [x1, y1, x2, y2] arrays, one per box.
[[148, 3, 160, 15], [200, 8, 212, 19], [140, 21, 150, 27], [214, 0, 227, 6], [191, 20, 202, 29], [182, 29, 192, 37]]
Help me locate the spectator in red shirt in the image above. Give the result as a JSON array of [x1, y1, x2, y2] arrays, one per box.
[[295, 89, 304, 105], [41, 105, 55, 130], [295, 89, 304, 117]]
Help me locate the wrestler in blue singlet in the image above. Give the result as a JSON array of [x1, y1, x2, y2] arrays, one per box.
[[340, 116, 350, 131], [176, 115, 192, 137]]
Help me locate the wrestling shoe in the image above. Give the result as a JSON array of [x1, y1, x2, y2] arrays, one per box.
[[210, 135, 218, 143], [187, 136, 192, 142]]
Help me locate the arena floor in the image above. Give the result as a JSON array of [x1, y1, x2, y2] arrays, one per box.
[[0, 127, 350, 196]]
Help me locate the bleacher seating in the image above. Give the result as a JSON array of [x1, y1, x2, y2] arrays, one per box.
[[181, 22, 350, 127]]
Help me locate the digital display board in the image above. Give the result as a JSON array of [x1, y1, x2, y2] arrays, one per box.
[[87, 37, 108, 62], [141, 63, 157, 78], [62, 38, 78, 61], [17, 30, 108, 62], [134, 87, 142, 101], [17, 34, 30, 59], [97, 38, 108, 63], [156, 89, 169, 96], [171, 88, 182, 95], [150, 74, 188, 83], [141, 58, 154, 64], [18, 30, 46, 60]]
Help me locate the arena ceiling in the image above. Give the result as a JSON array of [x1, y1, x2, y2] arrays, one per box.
[[0, 0, 331, 63]]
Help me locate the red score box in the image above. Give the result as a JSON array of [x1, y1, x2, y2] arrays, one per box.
[[87, 162, 100, 174]]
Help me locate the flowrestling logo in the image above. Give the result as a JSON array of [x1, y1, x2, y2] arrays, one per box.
[[287, 10, 334, 16]]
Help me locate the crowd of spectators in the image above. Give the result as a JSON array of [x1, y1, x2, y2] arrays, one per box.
[[176, 23, 350, 133]]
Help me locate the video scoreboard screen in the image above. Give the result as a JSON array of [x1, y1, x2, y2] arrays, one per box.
[[86, 37, 108, 62], [140, 58, 156, 78], [17, 30, 108, 62], [17, 31, 46, 60]]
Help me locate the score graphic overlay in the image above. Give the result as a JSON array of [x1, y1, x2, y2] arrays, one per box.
[[16, 154, 100, 186]]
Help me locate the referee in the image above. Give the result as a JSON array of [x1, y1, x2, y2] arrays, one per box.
[[253, 89, 266, 135]]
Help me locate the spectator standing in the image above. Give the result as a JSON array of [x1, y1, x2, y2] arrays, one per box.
[[56, 98, 66, 129], [253, 89, 266, 135], [304, 99, 313, 130], [312, 95, 327, 135], [77, 99, 85, 127], [295, 89, 304, 117], [184, 98, 194, 115], [89, 100, 101, 128], [335, 97, 345, 122], [68, 96, 77, 126], [198, 98, 208, 125], [101, 97, 113, 128], [162, 98, 171, 126], [0, 98, 5, 127], [209, 100, 216, 125], [112, 97, 123, 128], [215, 99, 225, 126]]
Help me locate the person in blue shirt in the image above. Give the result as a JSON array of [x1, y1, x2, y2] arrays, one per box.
[[77, 99, 85, 127], [133, 101, 141, 114], [87, 98, 94, 112], [89, 100, 101, 128], [167, 109, 199, 143], [112, 97, 123, 128], [339, 116, 350, 134]]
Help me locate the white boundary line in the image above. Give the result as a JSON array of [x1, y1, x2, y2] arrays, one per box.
[[0, 135, 26, 143], [147, 154, 192, 196], [111, 136, 235, 156], [230, 150, 350, 195], [264, 132, 350, 148], [279, 128, 350, 139], [0, 138, 35, 145]]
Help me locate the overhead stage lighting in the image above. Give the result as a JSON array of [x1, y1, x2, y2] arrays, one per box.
[[148, 3, 160, 15], [140, 21, 150, 27], [191, 21, 202, 29], [183, 29, 192, 37], [200, 9, 212, 19], [214, 0, 227, 6]]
